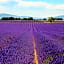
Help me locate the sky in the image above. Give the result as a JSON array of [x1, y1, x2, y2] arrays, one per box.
[[0, 0, 64, 18]]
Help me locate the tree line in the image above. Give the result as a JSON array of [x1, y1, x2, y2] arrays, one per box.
[[43, 17, 63, 22], [0, 17, 33, 20], [0, 17, 63, 22]]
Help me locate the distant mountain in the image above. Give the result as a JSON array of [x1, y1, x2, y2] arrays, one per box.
[[55, 15, 64, 19], [0, 13, 19, 18], [0, 13, 42, 19], [0, 13, 30, 18]]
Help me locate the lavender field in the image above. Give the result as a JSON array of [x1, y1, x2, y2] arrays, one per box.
[[0, 20, 64, 64]]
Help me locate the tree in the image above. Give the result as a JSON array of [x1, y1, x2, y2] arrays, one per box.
[[43, 18, 47, 20], [22, 17, 33, 20], [28, 17, 33, 20], [15, 18, 21, 20], [8, 17, 15, 20], [1, 17, 22, 20], [1, 17, 9, 20], [48, 17, 55, 22], [54, 18, 63, 20], [22, 18, 28, 20]]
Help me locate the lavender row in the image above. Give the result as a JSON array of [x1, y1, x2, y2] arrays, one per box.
[[33, 23, 64, 64]]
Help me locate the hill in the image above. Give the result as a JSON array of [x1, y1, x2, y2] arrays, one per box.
[[55, 15, 64, 19], [0, 13, 42, 19], [0, 13, 30, 18]]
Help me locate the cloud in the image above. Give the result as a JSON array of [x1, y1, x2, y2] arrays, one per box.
[[0, 0, 64, 18], [0, 0, 64, 10], [0, 6, 6, 13], [14, 0, 64, 10], [0, 6, 6, 10], [55, 5, 64, 10], [0, 5, 10, 13], [0, 0, 10, 3], [16, 0, 52, 7]]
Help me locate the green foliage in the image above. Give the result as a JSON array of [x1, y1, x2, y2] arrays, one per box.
[[1, 17, 33, 20], [28, 17, 33, 20], [1, 17, 21, 20], [1, 17, 14, 20], [43, 18, 47, 20], [15, 18, 21, 20], [1, 16, 63, 21], [22, 18, 28, 20], [48, 17, 63, 22], [54, 18, 63, 20], [48, 17, 55, 22], [1, 17, 9, 20], [22, 17, 33, 20], [8, 17, 15, 20]]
